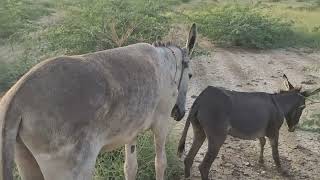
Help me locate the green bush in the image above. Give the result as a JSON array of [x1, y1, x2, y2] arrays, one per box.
[[0, 0, 172, 91], [299, 93, 320, 133], [192, 5, 294, 48], [0, 47, 41, 92], [0, 0, 53, 39], [94, 131, 183, 180], [45, 0, 170, 54]]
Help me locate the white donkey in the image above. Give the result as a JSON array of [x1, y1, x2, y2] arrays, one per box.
[[0, 24, 197, 180]]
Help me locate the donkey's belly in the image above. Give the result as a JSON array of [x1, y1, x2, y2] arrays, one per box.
[[228, 127, 266, 140]]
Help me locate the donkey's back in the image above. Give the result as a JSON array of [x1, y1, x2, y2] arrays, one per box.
[[16, 43, 161, 147]]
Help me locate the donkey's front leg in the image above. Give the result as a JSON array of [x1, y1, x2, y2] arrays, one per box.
[[269, 134, 281, 168], [124, 140, 138, 180], [152, 125, 169, 180], [269, 134, 289, 176]]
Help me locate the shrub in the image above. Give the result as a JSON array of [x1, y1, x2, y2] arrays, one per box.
[[0, 0, 172, 91], [192, 5, 294, 48], [94, 131, 183, 180], [45, 0, 171, 54], [299, 93, 320, 133], [0, 47, 42, 92], [0, 0, 53, 39]]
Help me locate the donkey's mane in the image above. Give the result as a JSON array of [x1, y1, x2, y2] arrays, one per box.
[[152, 41, 180, 48], [278, 86, 302, 94]]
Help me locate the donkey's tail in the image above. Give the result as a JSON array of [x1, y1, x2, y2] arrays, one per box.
[[177, 117, 191, 158], [177, 103, 198, 158], [0, 90, 22, 180]]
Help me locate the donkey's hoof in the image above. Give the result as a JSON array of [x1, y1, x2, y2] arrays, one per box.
[[258, 159, 264, 164], [278, 168, 290, 177]]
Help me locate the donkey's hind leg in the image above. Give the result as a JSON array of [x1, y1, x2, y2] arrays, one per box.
[[152, 123, 169, 180], [259, 137, 266, 164], [124, 140, 138, 180], [199, 134, 226, 180], [184, 120, 206, 179], [15, 135, 44, 180], [36, 142, 99, 180]]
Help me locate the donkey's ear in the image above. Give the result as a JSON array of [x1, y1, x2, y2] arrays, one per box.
[[282, 74, 294, 90], [301, 87, 320, 97], [186, 23, 197, 56]]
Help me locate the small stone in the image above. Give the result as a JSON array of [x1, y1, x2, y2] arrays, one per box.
[[261, 171, 266, 174], [244, 162, 251, 166]]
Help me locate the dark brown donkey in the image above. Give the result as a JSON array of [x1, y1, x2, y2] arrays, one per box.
[[177, 74, 320, 180]]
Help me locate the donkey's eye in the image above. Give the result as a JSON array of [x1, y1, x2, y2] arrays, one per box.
[[189, 73, 193, 79]]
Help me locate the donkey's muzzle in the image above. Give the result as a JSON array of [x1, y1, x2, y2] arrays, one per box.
[[171, 104, 185, 121], [288, 126, 296, 132]]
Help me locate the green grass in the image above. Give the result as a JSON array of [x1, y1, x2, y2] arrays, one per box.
[[2, 0, 320, 178], [260, 2, 320, 48], [43, 0, 171, 54], [299, 93, 320, 133], [0, 0, 54, 40], [2, 1, 184, 179], [0, 0, 172, 91], [190, 5, 295, 48], [94, 131, 183, 180], [176, 0, 320, 49]]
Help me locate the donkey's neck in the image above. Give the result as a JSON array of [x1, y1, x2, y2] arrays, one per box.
[[156, 46, 182, 84], [274, 92, 303, 115]]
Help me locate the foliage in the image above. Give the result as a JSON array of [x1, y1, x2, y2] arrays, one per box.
[[191, 5, 294, 49], [45, 0, 171, 54], [94, 131, 183, 180], [0, 48, 39, 92], [299, 93, 320, 133], [0, 0, 53, 40], [0, 0, 172, 91]]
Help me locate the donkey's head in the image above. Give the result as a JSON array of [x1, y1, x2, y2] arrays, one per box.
[[170, 23, 197, 121], [282, 74, 320, 132]]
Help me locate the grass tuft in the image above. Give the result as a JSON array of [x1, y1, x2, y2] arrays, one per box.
[[94, 131, 183, 180]]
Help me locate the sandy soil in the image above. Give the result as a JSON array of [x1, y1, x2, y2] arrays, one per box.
[[172, 40, 320, 180]]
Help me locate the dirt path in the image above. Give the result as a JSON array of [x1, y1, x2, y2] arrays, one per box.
[[173, 42, 320, 179]]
